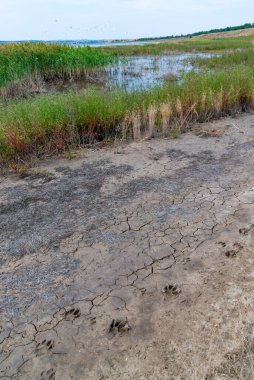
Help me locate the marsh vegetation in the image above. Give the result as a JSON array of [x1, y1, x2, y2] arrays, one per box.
[[0, 43, 117, 99], [0, 36, 254, 164]]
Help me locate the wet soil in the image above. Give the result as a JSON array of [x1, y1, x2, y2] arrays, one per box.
[[1, 114, 254, 379]]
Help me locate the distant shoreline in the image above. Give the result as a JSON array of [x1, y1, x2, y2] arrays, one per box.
[[0, 39, 160, 47], [1, 22, 253, 47]]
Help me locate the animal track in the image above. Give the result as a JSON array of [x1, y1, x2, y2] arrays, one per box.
[[64, 307, 81, 321], [225, 250, 237, 258], [36, 339, 54, 355], [40, 368, 56, 380], [162, 283, 181, 295], [239, 225, 254, 235], [218, 241, 226, 247], [88, 316, 96, 325], [225, 243, 243, 258], [233, 242, 243, 249], [109, 319, 131, 335]]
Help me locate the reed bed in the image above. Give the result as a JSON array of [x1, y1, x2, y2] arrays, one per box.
[[0, 42, 116, 91], [1, 65, 254, 162]]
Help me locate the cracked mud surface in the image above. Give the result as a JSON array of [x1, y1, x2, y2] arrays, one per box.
[[1, 114, 254, 379]]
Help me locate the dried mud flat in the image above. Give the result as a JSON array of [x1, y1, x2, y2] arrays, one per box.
[[1, 114, 254, 380]]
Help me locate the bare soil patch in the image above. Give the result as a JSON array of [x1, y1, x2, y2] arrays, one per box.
[[1, 114, 254, 379]]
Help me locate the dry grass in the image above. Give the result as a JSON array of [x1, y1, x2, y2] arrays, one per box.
[[160, 103, 172, 136], [165, 298, 254, 380], [147, 104, 157, 138], [131, 111, 142, 140], [208, 325, 254, 379], [193, 27, 254, 40]]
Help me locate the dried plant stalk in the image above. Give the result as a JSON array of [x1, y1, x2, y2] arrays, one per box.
[[147, 104, 157, 137], [213, 88, 224, 114], [131, 111, 141, 140], [160, 103, 172, 135], [121, 113, 131, 140]]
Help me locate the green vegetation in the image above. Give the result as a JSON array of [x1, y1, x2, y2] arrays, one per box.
[[1, 37, 254, 165], [138, 22, 254, 41], [102, 37, 253, 56], [190, 47, 254, 69], [1, 63, 253, 161], [0, 43, 116, 90]]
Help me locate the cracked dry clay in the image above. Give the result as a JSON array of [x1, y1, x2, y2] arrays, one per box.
[[1, 114, 254, 379]]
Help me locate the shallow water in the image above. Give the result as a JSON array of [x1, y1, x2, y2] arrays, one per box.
[[105, 53, 211, 92], [7, 52, 213, 98]]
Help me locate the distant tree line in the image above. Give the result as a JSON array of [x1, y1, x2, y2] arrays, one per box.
[[138, 23, 254, 41]]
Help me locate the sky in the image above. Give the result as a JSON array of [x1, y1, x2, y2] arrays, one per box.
[[1, 0, 254, 41]]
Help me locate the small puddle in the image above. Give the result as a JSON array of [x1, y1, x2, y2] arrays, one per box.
[[105, 53, 213, 92]]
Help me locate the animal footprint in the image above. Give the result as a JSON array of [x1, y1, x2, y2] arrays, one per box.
[[239, 225, 254, 235], [88, 316, 96, 325], [225, 243, 243, 258], [233, 242, 243, 249], [225, 250, 237, 258], [40, 368, 56, 380], [162, 283, 181, 295], [64, 307, 81, 321], [36, 339, 54, 355], [109, 319, 131, 335]]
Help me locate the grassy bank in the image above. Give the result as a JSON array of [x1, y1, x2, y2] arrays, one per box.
[[1, 41, 254, 164], [1, 65, 253, 162], [102, 37, 254, 56], [0, 43, 116, 94], [137, 23, 254, 41]]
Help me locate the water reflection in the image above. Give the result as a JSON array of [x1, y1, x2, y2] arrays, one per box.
[[105, 53, 211, 92]]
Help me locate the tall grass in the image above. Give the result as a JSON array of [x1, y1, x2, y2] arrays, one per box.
[[0, 43, 116, 89], [1, 66, 254, 162]]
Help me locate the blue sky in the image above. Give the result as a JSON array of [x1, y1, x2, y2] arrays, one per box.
[[1, 0, 254, 41]]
